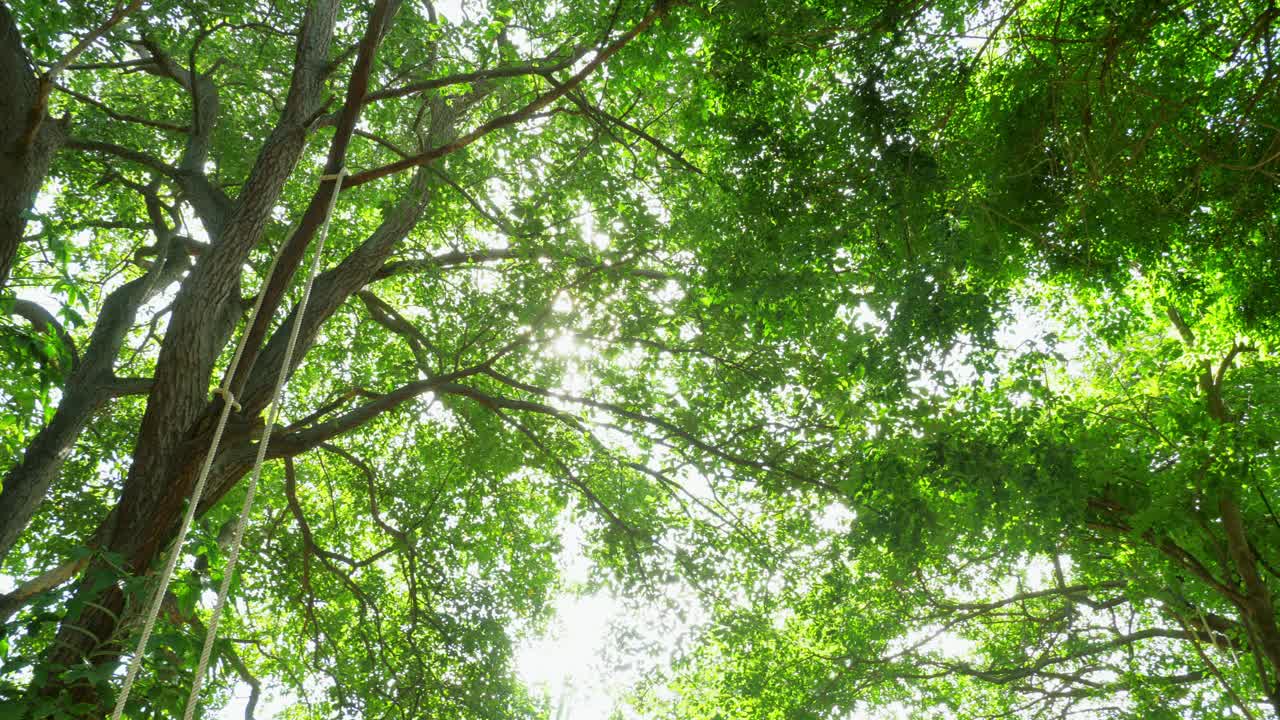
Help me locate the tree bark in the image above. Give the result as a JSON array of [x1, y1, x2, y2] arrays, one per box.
[[0, 3, 64, 292], [0, 236, 190, 562], [228, 0, 394, 395], [22, 2, 671, 712], [29, 1, 342, 710], [1220, 493, 1280, 715]]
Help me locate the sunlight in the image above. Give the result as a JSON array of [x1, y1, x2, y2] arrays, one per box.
[[515, 517, 623, 718]]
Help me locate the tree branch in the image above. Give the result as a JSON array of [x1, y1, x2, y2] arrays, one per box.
[[343, 0, 673, 188], [53, 83, 190, 133], [0, 233, 192, 562], [65, 137, 179, 178], [228, 0, 397, 398], [357, 289, 439, 371], [6, 297, 79, 371], [276, 366, 487, 453], [361, 43, 592, 103], [21, 0, 143, 148], [374, 246, 674, 282], [563, 89, 702, 175], [107, 376, 155, 397], [0, 554, 90, 622], [478, 367, 835, 491]]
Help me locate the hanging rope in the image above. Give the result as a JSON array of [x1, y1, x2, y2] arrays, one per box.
[[110, 168, 348, 720]]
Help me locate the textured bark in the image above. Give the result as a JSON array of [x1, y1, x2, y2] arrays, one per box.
[[26, 1, 670, 711], [238, 168, 434, 415], [0, 555, 88, 623], [0, 237, 190, 562], [1220, 494, 1280, 714], [130, 36, 232, 236], [0, 3, 64, 292], [26, 164, 436, 709], [33, 1, 342, 708], [229, 0, 395, 396], [6, 297, 78, 369], [103, 0, 340, 575]]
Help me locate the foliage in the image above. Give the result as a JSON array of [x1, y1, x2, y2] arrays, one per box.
[[0, 0, 1277, 718]]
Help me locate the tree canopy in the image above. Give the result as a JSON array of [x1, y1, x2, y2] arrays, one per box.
[[0, 0, 1278, 718]]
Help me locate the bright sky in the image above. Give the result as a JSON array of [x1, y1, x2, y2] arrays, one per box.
[[514, 522, 632, 720]]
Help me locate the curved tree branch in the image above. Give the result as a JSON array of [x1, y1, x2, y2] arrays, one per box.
[[6, 296, 79, 371]]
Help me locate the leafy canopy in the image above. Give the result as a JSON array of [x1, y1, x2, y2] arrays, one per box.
[[0, 0, 1278, 718]]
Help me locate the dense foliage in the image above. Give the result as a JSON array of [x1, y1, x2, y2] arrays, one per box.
[[0, 0, 1277, 718]]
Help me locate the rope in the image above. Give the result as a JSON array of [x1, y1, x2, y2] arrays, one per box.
[[181, 167, 347, 717], [109, 168, 348, 720]]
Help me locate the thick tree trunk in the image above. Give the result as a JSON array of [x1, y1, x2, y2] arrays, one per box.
[[26, 1, 343, 710], [1220, 494, 1280, 715], [21, 0, 656, 709], [0, 3, 63, 292], [26, 169, 436, 712]]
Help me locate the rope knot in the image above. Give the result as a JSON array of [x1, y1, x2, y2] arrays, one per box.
[[213, 386, 241, 412]]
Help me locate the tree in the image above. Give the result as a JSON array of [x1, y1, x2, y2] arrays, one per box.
[[631, 0, 1280, 717], [2, 0, 1278, 718], [1, 0, 771, 715]]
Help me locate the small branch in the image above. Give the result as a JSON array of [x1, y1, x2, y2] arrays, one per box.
[[1220, 494, 1280, 689], [223, 643, 262, 720], [374, 246, 674, 282], [108, 376, 155, 397], [1165, 305, 1233, 422], [479, 367, 835, 491], [160, 589, 261, 720], [285, 386, 378, 432], [437, 382, 587, 430], [496, 408, 642, 545], [283, 459, 362, 569], [42, 57, 151, 71], [356, 290, 440, 371], [22, 0, 143, 148], [1165, 305, 1197, 345], [1169, 606, 1260, 720], [54, 83, 190, 133], [66, 137, 179, 178], [317, 443, 405, 541], [375, 248, 518, 279], [563, 90, 702, 175], [0, 554, 90, 622], [344, 0, 673, 188], [362, 42, 592, 103], [277, 367, 488, 452], [41, 0, 143, 81], [6, 297, 78, 371], [1087, 502, 1247, 607], [354, 128, 411, 158], [430, 168, 521, 235], [1215, 342, 1256, 388]]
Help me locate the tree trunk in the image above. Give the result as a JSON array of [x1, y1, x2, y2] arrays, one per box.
[[0, 3, 63, 292], [25, 0, 343, 710], [1220, 493, 1280, 715]]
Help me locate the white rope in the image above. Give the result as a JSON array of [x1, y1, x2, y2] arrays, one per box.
[[181, 167, 347, 717], [109, 168, 348, 720]]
